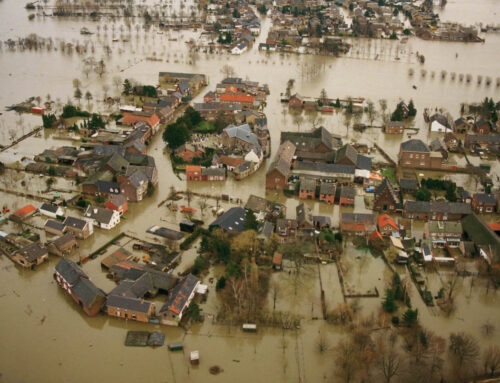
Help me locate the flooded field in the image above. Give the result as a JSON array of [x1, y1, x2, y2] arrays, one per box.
[[1, 0, 500, 381]]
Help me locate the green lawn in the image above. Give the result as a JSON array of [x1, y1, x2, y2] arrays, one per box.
[[381, 167, 397, 183], [193, 121, 215, 133]]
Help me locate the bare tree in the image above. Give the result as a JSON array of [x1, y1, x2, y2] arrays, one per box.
[[481, 321, 496, 336], [271, 281, 280, 310], [292, 113, 304, 132], [366, 100, 378, 127], [317, 333, 330, 353], [221, 64, 235, 78], [483, 345, 500, 377], [73, 78, 81, 89], [198, 198, 208, 217], [449, 332, 480, 367], [335, 339, 358, 383], [379, 99, 388, 122], [377, 333, 401, 383]]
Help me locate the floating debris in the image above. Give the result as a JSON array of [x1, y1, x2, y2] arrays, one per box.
[[209, 366, 223, 375]]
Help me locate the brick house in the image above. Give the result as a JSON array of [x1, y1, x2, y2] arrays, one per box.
[[276, 219, 298, 240], [474, 119, 491, 135], [266, 141, 295, 190], [299, 178, 316, 200], [424, 221, 462, 248], [288, 94, 304, 109], [54, 258, 106, 316], [319, 182, 336, 204], [403, 201, 472, 221], [174, 144, 205, 163], [377, 214, 399, 236], [472, 193, 496, 214], [454, 117, 470, 134], [121, 112, 160, 134], [47, 233, 78, 257], [204, 91, 216, 103], [340, 213, 376, 235], [398, 139, 431, 168], [12, 242, 49, 269], [159, 274, 200, 326], [339, 186, 355, 206], [120, 170, 149, 202], [64, 216, 93, 239], [373, 178, 399, 212], [105, 194, 128, 216], [186, 165, 202, 181], [385, 121, 404, 134], [106, 295, 155, 323], [44, 219, 67, 236]]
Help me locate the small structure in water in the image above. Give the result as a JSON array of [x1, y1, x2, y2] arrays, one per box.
[[242, 323, 257, 333], [190, 350, 200, 365]]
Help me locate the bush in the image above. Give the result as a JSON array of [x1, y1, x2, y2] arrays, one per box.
[[391, 316, 400, 325], [61, 105, 90, 118], [192, 255, 208, 275], [382, 288, 397, 313], [216, 276, 226, 291]]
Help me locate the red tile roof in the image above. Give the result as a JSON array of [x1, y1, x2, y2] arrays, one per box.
[[13, 204, 36, 218], [220, 93, 255, 104], [122, 113, 159, 127], [377, 214, 399, 231], [488, 222, 500, 232]]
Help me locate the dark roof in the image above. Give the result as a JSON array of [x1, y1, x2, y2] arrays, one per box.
[[374, 178, 398, 203], [341, 213, 376, 224], [267, 157, 291, 177], [294, 161, 355, 175], [399, 178, 419, 191], [92, 145, 125, 157], [50, 232, 76, 249], [258, 221, 275, 238], [335, 144, 358, 165], [401, 139, 430, 153], [106, 295, 153, 313], [209, 207, 247, 232], [462, 214, 500, 264], [40, 203, 59, 214], [340, 185, 356, 199], [320, 182, 335, 195], [296, 203, 313, 226], [109, 272, 155, 299], [84, 206, 116, 225], [55, 258, 88, 285], [45, 219, 66, 232], [96, 180, 121, 194], [474, 193, 496, 205], [313, 215, 331, 227], [356, 154, 372, 171], [17, 242, 48, 263], [405, 201, 472, 215], [159, 274, 199, 314], [72, 278, 105, 308], [105, 153, 129, 173], [300, 177, 316, 192], [64, 216, 88, 230], [281, 127, 337, 151]]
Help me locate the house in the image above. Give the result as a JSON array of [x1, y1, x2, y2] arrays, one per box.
[[292, 162, 356, 183], [11, 242, 49, 268], [105, 194, 128, 216], [266, 141, 296, 190], [121, 112, 160, 133], [84, 206, 121, 230], [399, 178, 419, 194], [101, 248, 131, 269], [429, 138, 448, 160], [424, 221, 462, 248], [39, 203, 64, 218], [335, 144, 358, 167], [106, 294, 155, 323], [429, 114, 451, 133], [299, 178, 316, 200], [44, 219, 67, 236], [373, 178, 399, 212], [47, 233, 78, 256], [462, 214, 500, 265], [201, 167, 226, 181], [272, 252, 283, 270], [54, 258, 106, 316], [340, 213, 376, 235], [204, 91, 216, 103], [276, 219, 298, 239], [377, 214, 399, 236], [120, 170, 149, 202], [231, 41, 248, 55], [288, 94, 304, 108], [186, 165, 202, 181], [258, 221, 275, 241], [385, 121, 404, 134], [472, 193, 496, 214], [454, 117, 470, 134], [10, 204, 37, 222], [403, 201, 472, 221], [63, 216, 94, 239], [313, 216, 331, 230], [158, 72, 206, 92], [465, 134, 500, 150], [219, 93, 255, 107], [339, 185, 355, 206], [474, 119, 491, 135], [398, 139, 431, 168], [281, 127, 340, 163], [319, 182, 336, 204], [221, 124, 261, 154], [209, 207, 247, 233], [159, 274, 200, 326], [296, 203, 314, 234]]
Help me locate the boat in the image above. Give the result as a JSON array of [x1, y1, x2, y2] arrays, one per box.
[[168, 342, 184, 351], [181, 206, 197, 213]]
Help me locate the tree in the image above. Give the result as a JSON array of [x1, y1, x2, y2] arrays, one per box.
[[123, 79, 132, 95], [74, 87, 82, 102], [483, 345, 500, 377], [319, 88, 328, 106], [366, 100, 378, 126], [185, 301, 202, 321], [391, 103, 404, 121], [449, 332, 480, 367], [377, 334, 401, 383], [95, 59, 105, 77], [382, 289, 396, 313], [85, 91, 92, 104], [72, 78, 81, 89], [416, 188, 431, 201], [402, 308, 418, 326], [162, 123, 190, 149], [221, 64, 235, 78], [335, 339, 359, 383], [408, 99, 417, 117], [42, 113, 57, 129], [379, 99, 388, 122], [216, 276, 226, 291], [271, 281, 280, 310]]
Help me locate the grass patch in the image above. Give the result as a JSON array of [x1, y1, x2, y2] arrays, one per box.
[[193, 121, 216, 133], [381, 167, 397, 183]]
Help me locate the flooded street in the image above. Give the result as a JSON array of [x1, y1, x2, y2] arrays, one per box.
[[1, 0, 500, 381]]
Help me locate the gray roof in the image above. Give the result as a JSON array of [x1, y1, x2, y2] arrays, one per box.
[[401, 139, 430, 153], [427, 221, 463, 235], [356, 154, 372, 171], [224, 124, 261, 150], [64, 216, 88, 230], [340, 186, 356, 199], [84, 206, 116, 225], [159, 274, 199, 314], [72, 278, 106, 308], [313, 215, 331, 227], [474, 193, 496, 205], [466, 134, 500, 144], [92, 145, 125, 157], [40, 203, 60, 214], [49, 232, 76, 249], [127, 170, 149, 188], [405, 201, 472, 215], [96, 180, 121, 194], [267, 157, 292, 177], [375, 178, 398, 203], [106, 294, 153, 313], [45, 219, 66, 232], [258, 221, 275, 238], [294, 161, 355, 175], [399, 178, 419, 190], [335, 144, 358, 165], [55, 258, 88, 285], [462, 214, 500, 264], [320, 182, 335, 195], [341, 213, 376, 224], [209, 207, 247, 232], [105, 153, 129, 173], [17, 242, 48, 263], [300, 177, 316, 192], [281, 127, 337, 151]]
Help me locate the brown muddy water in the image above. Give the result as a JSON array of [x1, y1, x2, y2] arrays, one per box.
[[1, 0, 500, 381]]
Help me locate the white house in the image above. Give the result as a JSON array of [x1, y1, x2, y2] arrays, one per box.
[[231, 42, 248, 55], [39, 203, 64, 219], [84, 206, 120, 230], [430, 120, 452, 133]]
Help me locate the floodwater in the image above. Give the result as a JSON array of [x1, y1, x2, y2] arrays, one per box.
[[1, 0, 500, 381]]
